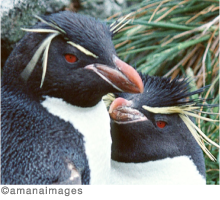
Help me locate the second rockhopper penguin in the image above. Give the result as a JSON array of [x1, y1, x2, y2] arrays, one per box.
[[108, 74, 219, 184]]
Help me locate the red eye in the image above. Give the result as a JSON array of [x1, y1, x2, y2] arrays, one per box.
[[156, 121, 167, 129], [65, 54, 77, 63]]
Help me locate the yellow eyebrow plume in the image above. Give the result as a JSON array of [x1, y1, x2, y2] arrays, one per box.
[[67, 41, 98, 58], [142, 104, 219, 161], [20, 32, 59, 87]]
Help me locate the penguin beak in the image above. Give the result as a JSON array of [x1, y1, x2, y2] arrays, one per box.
[[85, 56, 144, 93], [109, 97, 148, 124]]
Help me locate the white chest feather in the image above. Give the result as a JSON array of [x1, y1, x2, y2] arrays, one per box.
[[110, 156, 206, 185], [41, 96, 111, 185]]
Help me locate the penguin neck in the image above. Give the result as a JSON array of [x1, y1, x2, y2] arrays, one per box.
[[110, 156, 206, 185], [41, 96, 111, 184]]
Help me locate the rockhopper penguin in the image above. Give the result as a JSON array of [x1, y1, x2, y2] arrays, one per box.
[[106, 74, 219, 184], [1, 11, 144, 184]]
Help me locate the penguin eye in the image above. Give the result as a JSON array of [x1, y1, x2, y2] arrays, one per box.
[[65, 54, 78, 63], [156, 121, 167, 129]]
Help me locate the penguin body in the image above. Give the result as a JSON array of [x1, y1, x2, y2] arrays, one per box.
[[41, 96, 111, 184], [1, 85, 89, 184], [1, 11, 143, 184], [109, 75, 209, 185]]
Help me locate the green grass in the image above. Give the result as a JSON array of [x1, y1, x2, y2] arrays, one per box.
[[107, 0, 219, 184]]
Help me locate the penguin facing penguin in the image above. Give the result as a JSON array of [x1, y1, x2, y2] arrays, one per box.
[[1, 11, 144, 184], [107, 74, 219, 184]]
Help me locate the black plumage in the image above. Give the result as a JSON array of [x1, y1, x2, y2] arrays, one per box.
[[1, 86, 89, 184]]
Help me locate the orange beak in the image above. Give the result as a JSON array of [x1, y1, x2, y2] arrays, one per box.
[[109, 97, 147, 124], [85, 56, 144, 94]]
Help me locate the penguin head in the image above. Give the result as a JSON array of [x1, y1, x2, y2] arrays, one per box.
[[108, 74, 219, 164], [3, 11, 143, 107]]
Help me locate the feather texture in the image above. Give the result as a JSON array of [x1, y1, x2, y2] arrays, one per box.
[[105, 74, 219, 161]]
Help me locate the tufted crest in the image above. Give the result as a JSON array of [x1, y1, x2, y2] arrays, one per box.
[[104, 74, 219, 161]]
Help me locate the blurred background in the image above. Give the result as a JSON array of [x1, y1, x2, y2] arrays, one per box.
[[1, 0, 219, 184]]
